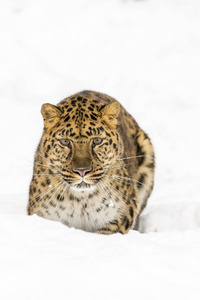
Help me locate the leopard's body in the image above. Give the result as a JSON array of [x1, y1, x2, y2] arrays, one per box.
[[27, 90, 155, 234]]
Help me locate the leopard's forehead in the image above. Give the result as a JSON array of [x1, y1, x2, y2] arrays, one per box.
[[55, 91, 114, 138], [59, 96, 100, 124]]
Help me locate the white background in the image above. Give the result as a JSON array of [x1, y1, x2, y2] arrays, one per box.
[[0, 0, 200, 299]]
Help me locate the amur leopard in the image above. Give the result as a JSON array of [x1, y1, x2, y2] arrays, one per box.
[[27, 90, 155, 234]]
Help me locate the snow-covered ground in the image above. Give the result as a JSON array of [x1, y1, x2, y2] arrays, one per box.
[[1, 0, 200, 299]]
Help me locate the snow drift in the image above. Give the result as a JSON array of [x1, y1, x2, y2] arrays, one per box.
[[0, 0, 200, 299]]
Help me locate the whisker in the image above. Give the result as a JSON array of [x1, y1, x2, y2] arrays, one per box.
[[104, 174, 148, 192], [107, 179, 134, 206], [111, 174, 137, 182], [101, 178, 122, 204], [34, 163, 53, 168], [57, 182, 68, 201], [31, 175, 61, 184], [36, 151, 50, 162], [34, 162, 61, 173], [99, 180, 121, 209], [116, 155, 152, 162], [110, 155, 146, 165], [32, 173, 60, 177], [60, 182, 69, 199], [103, 154, 153, 170], [104, 162, 135, 171], [58, 183, 70, 221], [29, 180, 63, 206], [50, 181, 66, 203], [31, 177, 58, 183], [35, 180, 64, 215], [35, 151, 62, 173]]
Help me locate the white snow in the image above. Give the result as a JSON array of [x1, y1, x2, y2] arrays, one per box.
[[1, 0, 200, 299]]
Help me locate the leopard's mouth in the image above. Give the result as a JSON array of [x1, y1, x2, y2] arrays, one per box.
[[62, 172, 102, 190], [70, 178, 101, 191], [75, 182, 91, 189]]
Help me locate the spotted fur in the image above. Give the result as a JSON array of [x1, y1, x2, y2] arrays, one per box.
[[27, 91, 155, 234]]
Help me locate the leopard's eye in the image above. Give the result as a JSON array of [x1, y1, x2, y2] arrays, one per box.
[[59, 139, 70, 147], [93, 138, 103, 146]]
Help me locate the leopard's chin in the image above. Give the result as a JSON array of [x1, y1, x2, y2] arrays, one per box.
[[70, 176, 104, 191], [69, 180, 95, 192], [75, 182, 91, 189]]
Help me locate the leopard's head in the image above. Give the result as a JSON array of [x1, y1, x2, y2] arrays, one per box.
[[38, 96, 124, 190]]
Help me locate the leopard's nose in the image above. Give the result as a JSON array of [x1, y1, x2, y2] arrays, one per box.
[[72, 168, 92, 177]]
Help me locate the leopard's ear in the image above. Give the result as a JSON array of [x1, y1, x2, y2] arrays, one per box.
[[41, 103, 61, 130], [100, 101, 121, 128]]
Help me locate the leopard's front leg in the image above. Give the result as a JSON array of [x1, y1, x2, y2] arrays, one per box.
[[95, 203, 138, 235]]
